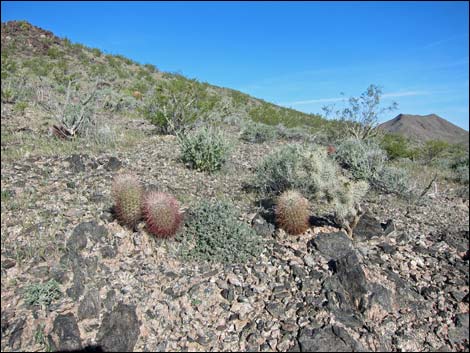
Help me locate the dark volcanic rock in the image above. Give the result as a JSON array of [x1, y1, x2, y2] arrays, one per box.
[[69, 221, 108, 248], [334, 251, 368, 311], [48, 313, 82, 351], [104, 156, 122, 171], [298, 325, 365, 352], [353, 212, 384, 241], [309, 232, 354, 259], [7, 318, 25, 351], [96, 302, 140, 352], [78, 288, 101, 320], [65, 154, 86, 173], [251, 213, 275, 237]]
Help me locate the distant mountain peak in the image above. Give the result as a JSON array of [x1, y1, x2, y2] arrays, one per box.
[[379, 113, 468, 144]]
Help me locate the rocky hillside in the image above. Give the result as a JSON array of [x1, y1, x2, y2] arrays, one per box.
[[379, 114, 469, 144], [1, 21, 469, 352]]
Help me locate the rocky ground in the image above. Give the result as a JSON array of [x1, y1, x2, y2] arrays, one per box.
[[1, 115, 469, 352]]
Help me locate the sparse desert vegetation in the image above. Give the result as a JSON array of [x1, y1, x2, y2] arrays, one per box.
[[1, 20, 468, 353]]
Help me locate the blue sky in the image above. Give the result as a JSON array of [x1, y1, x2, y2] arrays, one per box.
[[2, 1, 469, 129]]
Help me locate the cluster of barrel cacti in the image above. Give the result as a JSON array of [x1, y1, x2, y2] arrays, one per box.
[[111, 173, 182, 238]]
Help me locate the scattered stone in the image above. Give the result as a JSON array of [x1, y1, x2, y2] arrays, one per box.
[[298, 325, 364, 352], [309, 232, 353, 259], [48, 314, 82, 351], [78, 288, 101, 320], [353, 212, 384, 241], [65, 154, 86, 173], [105, 156, 122, 171], [1, 258, 16, 269], [97, 302, 140, 352], [252, 213, 275, 237], [266, 302, 285, 318]]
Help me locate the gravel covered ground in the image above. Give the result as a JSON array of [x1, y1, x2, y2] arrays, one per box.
[[1, 116, 469, 352]]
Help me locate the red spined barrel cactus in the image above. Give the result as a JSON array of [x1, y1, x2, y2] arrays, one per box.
[[275, 190, 310, 235], [112, 173, 143, 227], [143, 191, 183, 238]]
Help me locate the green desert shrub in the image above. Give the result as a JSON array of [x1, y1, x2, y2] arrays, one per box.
[[240, 121, 278, 143], [179, 199, 263, 263], [252, 144, 369, 229], [380, 133, 418, 160], [334, 138, 387, 181], [418, 139, 451, 163], [178, 126, 232, 173], [24, 279, 62, 307]]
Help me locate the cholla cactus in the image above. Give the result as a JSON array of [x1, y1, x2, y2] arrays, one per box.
[[332, 180, 369, 238], [143, 191, 182, 238], [112, 173, 143, 227], [275, 190, 310, 235], [253, 144, 370, 238]]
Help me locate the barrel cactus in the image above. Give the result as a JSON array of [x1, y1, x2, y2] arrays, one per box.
[[143, 191, 183, 238], [112, 173, 143, 226], [275, 190, 310, 235]]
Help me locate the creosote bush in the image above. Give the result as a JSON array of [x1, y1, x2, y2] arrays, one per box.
[[179, 199, 263, 263], [275, 190, 310, 235], [178, 126, 232, 173]]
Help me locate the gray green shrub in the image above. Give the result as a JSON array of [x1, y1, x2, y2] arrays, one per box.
[[179, 199, 263, 263], [371, 165, 412, 195], [24, 279, 62, 307], [454, 165, 469, 184], [334, 138, 387, 180], [240, 121, 278, 143], [334, 138, 414, 196], [178, 126, 232, 173]]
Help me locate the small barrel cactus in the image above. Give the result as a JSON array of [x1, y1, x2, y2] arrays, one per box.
[[112, 173, 143, 226], [275, 190, 310, 235], [143, 191, 183, 238]]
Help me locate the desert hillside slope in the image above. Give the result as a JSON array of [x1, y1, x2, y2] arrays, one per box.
[[1, 20, 469, 352]]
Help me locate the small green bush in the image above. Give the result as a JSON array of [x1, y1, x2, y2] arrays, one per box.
[[334, 138, 387, 181], [240, 121, 278, 143], [179, 199, 263, 263], [13, 101, 28, 114], [90, 47, 102, 57], [178, 127, 232, 173], [380, 133, 418, 160], [24, 279, 62, 307], [47, 47, 62, 59], [144, 63, 158, 73], [419, 139, 450, 163]]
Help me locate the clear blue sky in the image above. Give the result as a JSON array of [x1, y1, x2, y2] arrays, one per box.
[[2, 1, 469, 130]]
